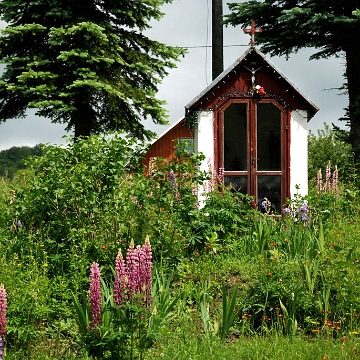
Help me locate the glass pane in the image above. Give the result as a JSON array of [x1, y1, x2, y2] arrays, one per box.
[[257, 103, 281, 171], [224, 103, 247, 171], [224, 176, 248, 195], [257, 176, 282, 213]]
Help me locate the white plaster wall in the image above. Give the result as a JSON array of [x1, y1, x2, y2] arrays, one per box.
[[290, 110, 308, 198], [194, 110, 214, 205]]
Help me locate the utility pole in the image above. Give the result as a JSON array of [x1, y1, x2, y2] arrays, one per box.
[[212, 0, 224, 80]]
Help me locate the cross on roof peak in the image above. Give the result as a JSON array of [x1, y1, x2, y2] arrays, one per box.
[[244, 20, 263, 47]]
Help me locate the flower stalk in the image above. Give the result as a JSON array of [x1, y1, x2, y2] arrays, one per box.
[[88, 263, 102, 330], [0, 284, 6, 339]]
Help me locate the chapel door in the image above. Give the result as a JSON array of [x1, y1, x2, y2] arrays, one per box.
[[220, 100, 285, 213]]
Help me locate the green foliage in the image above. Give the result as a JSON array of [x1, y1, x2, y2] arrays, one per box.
[[224, 0, 359, 60], [308, 123, 353, 182], [0, 132, 359, 357], [219, 280, 238, 342], [0, 145, 42, 178], [6, 134, 214, 282], [0, 0, 186, 138]]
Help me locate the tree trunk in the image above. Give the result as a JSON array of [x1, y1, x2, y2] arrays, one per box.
[[345, 46, 360, 165], [73, 100, 93, 139]]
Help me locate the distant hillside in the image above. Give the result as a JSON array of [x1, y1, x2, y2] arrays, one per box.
[[0, 145, 42, 178]]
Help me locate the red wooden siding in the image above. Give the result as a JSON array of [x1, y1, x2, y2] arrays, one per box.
[[144, 119, 194, 163]]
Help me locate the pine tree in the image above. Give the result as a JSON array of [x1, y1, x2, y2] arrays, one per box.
[[0, 0, 185, 139], [225, 0, 360, 163]]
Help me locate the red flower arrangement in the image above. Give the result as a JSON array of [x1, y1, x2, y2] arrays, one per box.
[[255, 85, 266, 95]]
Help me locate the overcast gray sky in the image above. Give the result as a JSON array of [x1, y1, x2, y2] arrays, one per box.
[[0, 0, 348, 150]]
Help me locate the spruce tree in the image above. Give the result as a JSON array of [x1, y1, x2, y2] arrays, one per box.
[[0, 0, 185, 139], [225, 0, 360, 163]]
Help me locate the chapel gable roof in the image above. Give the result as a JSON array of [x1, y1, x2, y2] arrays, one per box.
[[185, 47, 319, 120]]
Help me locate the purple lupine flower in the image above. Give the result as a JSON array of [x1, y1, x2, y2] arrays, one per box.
[[332, 165, 338, 197], [114, 250, 126, 307], [169, 171, 176, 192], [0, 336, 3, 359], [283, 207, 292, 216], [88, 263, 102, 330], [317, 169, 322, 194], [324, 161, 331, 192], [297, 200, 309, 222], [0, 284, 6, 339]]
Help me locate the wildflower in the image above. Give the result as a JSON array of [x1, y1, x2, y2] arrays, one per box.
[[169, 171, 176, 191], [317, 169, 322, 194], [114, 249, 126, 306], [191, 183, 197, 196], [332, 165, 338, 197], [0, 284, 6, 339], [324, 161, 331, 192], [126, 240, 139, 298], [140, 236, 152, 305], [0, 337, 3, 359], [283, 207, 292, 216], [296, 200, 309, 222], [218, 167, 224, 185], [147, 157, 157, 177], [205, 158, 216, 193], [88, 263, 101, 330]]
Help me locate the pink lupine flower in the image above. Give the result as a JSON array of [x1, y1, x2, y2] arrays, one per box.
[[0, 284, 6, 339], [114, 237, 153, 307], [324, 161, 331, 192], [126, 239, 139, 299], [192, 184, 197, 196], [317, 169, 322, 194], [205, 158, 216, 193], [147, 157, 157, 177], [88, 263, 102, 330], [332, 165, 339, 197], [114, 250, 126, 307], [141, 236, 152, 306], [218, 167, 224, 185]]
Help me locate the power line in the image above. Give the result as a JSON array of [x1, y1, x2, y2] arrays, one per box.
[[178, 44, 249, 49]]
